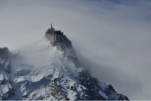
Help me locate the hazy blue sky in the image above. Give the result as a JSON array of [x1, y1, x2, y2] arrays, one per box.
[[0, 0, 151, 99]]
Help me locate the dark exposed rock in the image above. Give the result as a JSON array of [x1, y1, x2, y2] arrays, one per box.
[[0, 47, 16, 100], [45, 28, 72, 48], [45, 26, 78, 64], [50, 78, 69, 100], [77, 68, 128, 100], [0, 80, 5, 85], [0, 47, 9, 57], [0, 47, 11, 73]]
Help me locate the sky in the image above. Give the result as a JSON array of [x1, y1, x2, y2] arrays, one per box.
[[0, 0, 151, 99]]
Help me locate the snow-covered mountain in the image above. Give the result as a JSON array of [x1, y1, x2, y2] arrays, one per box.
[[0, 25, 129, 100]]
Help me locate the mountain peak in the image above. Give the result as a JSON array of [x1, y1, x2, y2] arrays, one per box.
[[45, 26, 78, 63], [0, 26, 129, 100], [45, 26, 72, 48]]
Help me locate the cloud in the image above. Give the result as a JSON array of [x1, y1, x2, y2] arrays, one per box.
[[0, 0, 151, 99]]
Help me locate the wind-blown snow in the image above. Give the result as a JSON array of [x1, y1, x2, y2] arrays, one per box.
[[12, 38, 78, 77], [0, 37, 128, 100], [12, 39, 63, 70], [9, 38, 81, 100], [15, 66, 55, 83]]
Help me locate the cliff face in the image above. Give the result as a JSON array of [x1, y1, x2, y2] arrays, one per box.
[[45, 27, 78, 63], [45, 28, 72, 48]]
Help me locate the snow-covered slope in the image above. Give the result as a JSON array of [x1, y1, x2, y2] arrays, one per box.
[[0, 26, 129, 100]]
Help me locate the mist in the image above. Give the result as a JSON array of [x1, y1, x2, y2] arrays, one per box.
[[0, 0, 151, 99]]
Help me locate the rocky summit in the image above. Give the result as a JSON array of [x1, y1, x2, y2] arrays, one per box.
[[0, 25, 129, 100]]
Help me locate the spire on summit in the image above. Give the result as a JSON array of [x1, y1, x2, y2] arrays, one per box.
[[51, 23, 52, 28]]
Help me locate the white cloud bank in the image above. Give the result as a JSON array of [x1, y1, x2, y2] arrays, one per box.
[[0, 0, 151, 99]]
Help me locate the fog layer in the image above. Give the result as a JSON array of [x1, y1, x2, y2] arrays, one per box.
[[0, 0, 151, 99]]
